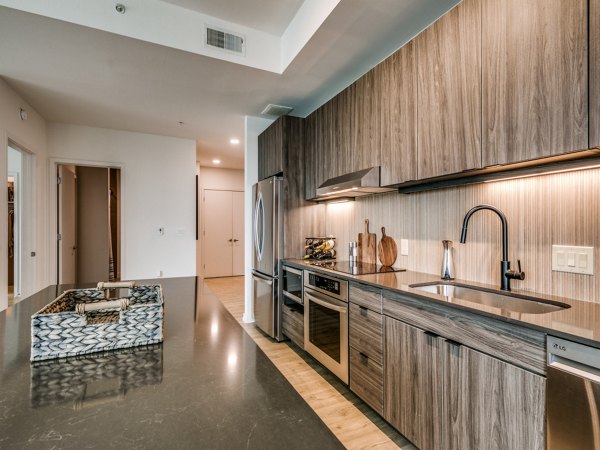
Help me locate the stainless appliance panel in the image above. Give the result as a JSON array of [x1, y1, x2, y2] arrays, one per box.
[[304, 289, 348, 383], [282, 265, 303, 305], [303, 270, 348, 301], [547, 336, 600, 450], [303, 270, 348, 384], [252, 270, 278, 339], [252, 177, 282, 278]]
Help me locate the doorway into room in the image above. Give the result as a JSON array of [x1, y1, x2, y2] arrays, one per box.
[[7, 143, 34, 305], [203, 189, 244, 278], [56, 165, 121, 285]]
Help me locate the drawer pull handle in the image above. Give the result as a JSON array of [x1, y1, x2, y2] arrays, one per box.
[[359, 351, 369, 361], [445, 339, 462, 348], [359, 306, 369, 316]]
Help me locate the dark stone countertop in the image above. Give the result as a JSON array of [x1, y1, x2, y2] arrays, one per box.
[[0, 277, 343, 449], [285, 259, 600, 349]]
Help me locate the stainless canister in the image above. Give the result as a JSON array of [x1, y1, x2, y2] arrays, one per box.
[[349, 241, 358, 263]]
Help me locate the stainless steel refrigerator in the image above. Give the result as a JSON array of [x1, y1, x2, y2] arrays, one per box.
[[252, 176, 283, 340]]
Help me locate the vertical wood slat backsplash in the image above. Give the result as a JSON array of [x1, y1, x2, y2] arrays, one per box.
[[325, 168, 600, 303]]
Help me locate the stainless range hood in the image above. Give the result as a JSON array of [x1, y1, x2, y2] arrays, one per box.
[[316, 167, 396, 200]]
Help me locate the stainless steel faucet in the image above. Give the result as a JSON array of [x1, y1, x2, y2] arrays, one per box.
[[459, 205, 525, 291], [441, 240, 454, 280]]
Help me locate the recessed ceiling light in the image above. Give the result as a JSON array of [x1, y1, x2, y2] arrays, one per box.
[[115, 3, 126, 14], [212, 159, 221, 164], [230, 138, 240, 145]]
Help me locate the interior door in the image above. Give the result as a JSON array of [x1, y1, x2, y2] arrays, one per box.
[[204, 190, 233, 278], [232, 191, 245, 276], [58, 165, 77, 284]]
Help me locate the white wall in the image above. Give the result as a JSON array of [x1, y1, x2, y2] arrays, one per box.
[[47, 123, 196, 281], [196, 166, 244, 278], [7, 147, 22, 173], [0, 78, 48, 310], [243, 116, 274, 322], [199, 166, 244, 192]]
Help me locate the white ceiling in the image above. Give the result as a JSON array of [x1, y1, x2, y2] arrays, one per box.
[[161, 0, 304, 35], [0, 0, 459, 169]]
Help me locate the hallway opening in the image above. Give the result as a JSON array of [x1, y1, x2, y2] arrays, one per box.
[[57, 164, 121, 285]]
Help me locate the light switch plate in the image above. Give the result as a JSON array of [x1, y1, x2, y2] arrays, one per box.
[[552, 245, 594, 275], [400, 239, 409, 256]]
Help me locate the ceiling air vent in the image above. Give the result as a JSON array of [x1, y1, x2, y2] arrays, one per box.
[[261, 104, 294, 116], [205, 25, 245, 55]]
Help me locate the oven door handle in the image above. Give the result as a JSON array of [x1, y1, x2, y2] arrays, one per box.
[[306, 292, 346, 313]]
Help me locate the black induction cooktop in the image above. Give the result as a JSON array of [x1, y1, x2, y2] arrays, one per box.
[[308, 260, 406, 275]]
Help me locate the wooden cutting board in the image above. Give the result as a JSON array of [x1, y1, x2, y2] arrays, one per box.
[[358, 219, 377, 265], [378, 227, 397, 267]]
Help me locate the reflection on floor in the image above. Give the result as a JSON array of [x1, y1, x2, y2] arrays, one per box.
[[8, 286, 16, 307], [206, 276, 417, 450]]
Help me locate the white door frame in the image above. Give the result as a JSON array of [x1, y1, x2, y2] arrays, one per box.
[[3, 140, 36, 303], [48, 158, 126, 284], [201, 188, 244, 278]]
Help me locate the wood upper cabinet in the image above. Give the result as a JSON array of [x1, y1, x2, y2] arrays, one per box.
[[278, 116, 325, 257], [258, 117, 284, 180], [590, 0, 600, 147], [304, 112, 318, 200], [380, 41, 417, 186], [482, 0, 588, 165], [416, 0, 482, 179], [304, 103, 331, 198], [352, 67, 381, 174]]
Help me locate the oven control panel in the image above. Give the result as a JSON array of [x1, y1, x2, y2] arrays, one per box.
[[309, 273, 340, 295], [305, 271, 348, 301]]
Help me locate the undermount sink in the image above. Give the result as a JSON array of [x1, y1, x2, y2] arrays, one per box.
[[408, 282, 571, 315]]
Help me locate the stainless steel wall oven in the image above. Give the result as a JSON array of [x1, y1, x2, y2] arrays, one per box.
[[303, 271, 348, 383]]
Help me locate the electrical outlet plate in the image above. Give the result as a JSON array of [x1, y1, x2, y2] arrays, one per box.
[[552, 245, 594, 275]]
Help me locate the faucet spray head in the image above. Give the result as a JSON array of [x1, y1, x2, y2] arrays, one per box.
[[460, 227, 468, 243]]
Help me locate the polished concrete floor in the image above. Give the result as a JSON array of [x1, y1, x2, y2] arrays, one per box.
[[0, 277, 344, 449], [206, 276, 416, 450]]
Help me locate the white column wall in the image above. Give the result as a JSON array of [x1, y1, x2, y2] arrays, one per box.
[[0, 78, 48, 310]]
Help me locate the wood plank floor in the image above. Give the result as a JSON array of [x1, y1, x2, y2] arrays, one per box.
[[205, 276, 417, 450]]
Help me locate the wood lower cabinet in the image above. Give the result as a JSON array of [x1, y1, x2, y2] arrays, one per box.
[[281, 302, 304, 349], [416, 0, 482, 179], [443, 342, 545, 450], [349, 283, 384, 414], [384, 316, 545, 450], [384, 317, 441, 450], [349, 348, 383, 415], [482, 0, 588, 165]]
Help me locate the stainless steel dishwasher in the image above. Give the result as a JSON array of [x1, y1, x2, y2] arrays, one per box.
[[547, 335, 600, 450]]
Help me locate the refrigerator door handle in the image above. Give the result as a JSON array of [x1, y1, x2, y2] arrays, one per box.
[[254, 192, 264, 261], [252, 271, 273, 285]]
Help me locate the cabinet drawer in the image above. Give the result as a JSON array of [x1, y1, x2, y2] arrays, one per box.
[[349, 303, 383, 364], [281, 302, 304, 349], [349, 283, 382, 313], [350, 348, 384, 415], [383, 290, 546, 375]]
